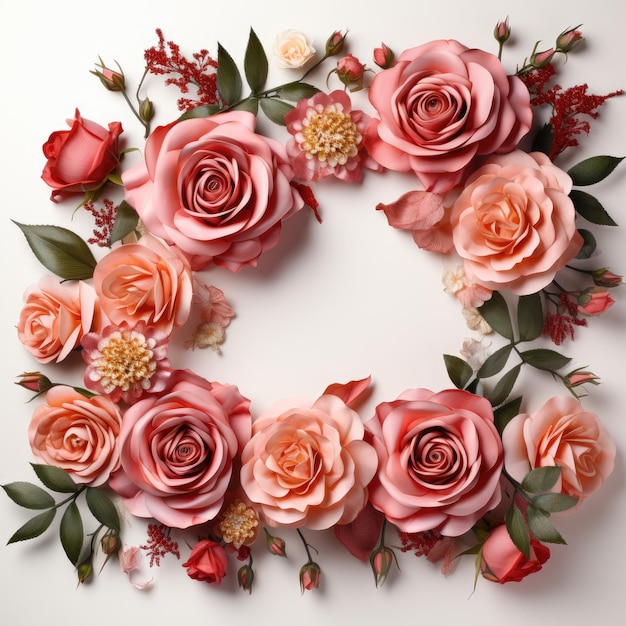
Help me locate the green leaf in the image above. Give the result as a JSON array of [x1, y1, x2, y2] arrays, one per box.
[[478, 292, 513, 340], [520, 348, 571, 372], [575, 228, 597, 259], [60, 502, 84, 565], [477, 344, 513, 379], [526, 505, 566, 545], [259, 97, 294, 125], [567, 155, 624, 186], [570, 190, 618, 226], [443, 354, 473, 389], [2, 482, 55, 510], [493, 396, 522, 435], [86, 488, 120, 532], [521, 466, 561, 493], [243, 28, 268, 94], [278, 81, 321, 102], [13, 222, 97, 280], [178, 104, 222, 120], [533, 493, 579, 514], [7, 509, 56, 544], [531, 123, 554, 155], [517, 293, 544, 342], [108, 200, 139, 245], [216, 43, 242, 105], [31, 464, 78, 494], [505, 505, 530, 559], [232, 97, 259, 116], [487, 364, 521, 406]]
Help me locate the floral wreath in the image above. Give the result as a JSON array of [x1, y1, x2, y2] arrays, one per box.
[[3, 21, 623, 592]]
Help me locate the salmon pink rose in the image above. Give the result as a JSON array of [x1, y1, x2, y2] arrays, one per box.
[[28, 386, 122, 486], [450, 150, 583, 295], [109, 369, 251, 528], [365, 40, 531, 193], [503, 396, 615, 502], [365, 389, 503, 536], [122, 111, 304, 271], [182, 539, 228, 584]]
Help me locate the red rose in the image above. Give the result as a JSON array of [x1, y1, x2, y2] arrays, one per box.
[[182, 540, 228, 584]]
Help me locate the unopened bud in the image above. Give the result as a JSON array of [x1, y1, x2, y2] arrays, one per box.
[[139, 97, 155, 123], [100, 530, 120, 556], [15, 372, 52, 394], [591, 267, 622, 288], [238, 564, 254, 593], [494, 18, 511, 44], [556, 26, 584, 53], [325, 30, 347, 56], [91, 58, 125, 92], [565, 367, 600, 390], [369, 546, 396, 587], [299, 561, 321, 593], [530, 46, 555, 69], [77, 559, 94, 584], [334, 54, 366, 91], [373, 43, 395, 69], [264, 528, 287, 557]]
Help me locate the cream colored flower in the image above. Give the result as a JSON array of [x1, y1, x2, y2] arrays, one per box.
[[462, 307, 492, 335], [272, 29, 316, 68]]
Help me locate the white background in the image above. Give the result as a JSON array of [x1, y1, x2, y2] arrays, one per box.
[[1, 1, 625, 624]]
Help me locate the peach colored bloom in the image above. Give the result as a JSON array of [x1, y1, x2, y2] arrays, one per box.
[[271, 29, 316, 68], [28, 386, 122, 486], [17, 275, 101, 363], [450, 150, 583, 295], [503, 396, 615, 501]]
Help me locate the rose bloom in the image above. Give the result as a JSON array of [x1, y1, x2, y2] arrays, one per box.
[[182, 539, 228, 585], [28, 386, 122, 486], [93, 233, 193, 335], [481, 524, 550, 583], [240, 392, 378, 529], [503, 396, 615, 502], [122, 111, 304, 271], [17, 274, 101, 363], [365, 39, 531, 193], [365, 388, 504, 536], [42, 109, 123, 201], [450, 150, 583, 295], [108, 369, 251, 528], [271, 29, 316, 68]]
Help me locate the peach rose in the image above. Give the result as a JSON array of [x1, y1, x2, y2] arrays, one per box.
[[122, 111, 304, 271], [450, 150, 583, 295], [240, 392, 378, 530], [272, 29, 316, 68], [503, 396, 615, 501], [365, 40, 531, 193], [93, 233, 193, 335], [108, 369, 251, 529], [17, 275, 101, 363], [28, 386, 122, 486], [365, 389, 503, 536]]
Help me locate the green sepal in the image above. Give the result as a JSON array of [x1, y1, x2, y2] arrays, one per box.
[[521, 466, 561, 493], [532, 492, 578, 514], [7, 509, 56, 544], [520, 348, 571, 372], [479, 292, 513, 340], [517, 293, 544, 342], [216, 43, 242, 105], [278, 82, 321, 102], [477, 344, 513, 379], [259, 97, 294, 125], [443, 354, 473, 389], [569, 189, 618, 226], [575, 228, 597, 259], [493, 396, 522, 435], [244, 28, 268, 94], [2, 482, 56, 510], [60, 501, 84, 566], [505, 505, 530, 559], [31, 464, 78, 494], [526, 505, 566, 545], [108, 200, 139, 245], [567, 155, 624, 186], [487, 364, 521, 407], [86, 488, 120, 532]]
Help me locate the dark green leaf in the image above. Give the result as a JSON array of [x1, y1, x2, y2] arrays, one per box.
[[570, 190, 618, 226], [487, 364, 521, 406], [567, 155, 624, 186], [259, 97, 294, 125], [232, 97, 259, 115], [216, 43, 242, 105], [505, 505, 530, 559], [178, 104, 222, 120], [517, 293, 544, 342], [520, 348, 571, 372], [86, 488, 120, 532], [7, 509, 56, 544], [531, 123, 554, 155], [13, 222, 97, 280], [526, 505, 566, 544], [2, 482, 55, 510], [533, 493, 579, 514], [521, 466, 561, 493], [108, 200, 139, 245], [243, 28, 268, 94], [443, 354, 473, 389], [493, 396, 523, 435], [575, 228, 597, 259], [477, 344, 513, 379], [278, 82, 321, 102], [31, 464, 78, 494], [479, 292, 513, 340], [60, 502, 84, 565]]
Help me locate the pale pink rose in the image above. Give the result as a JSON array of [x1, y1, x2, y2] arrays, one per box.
[[450, 150, 583, 295], [365, 388, 504, 536], [109, 369, 251, 528], [17, 275, 101, 363], [271, 29, 316, 68], [28, 386, 122, 486], [503, 396, 615, 502], [365, 40, 531, 193], [93, 233, 193, 335], [122, 111, 304, 271]]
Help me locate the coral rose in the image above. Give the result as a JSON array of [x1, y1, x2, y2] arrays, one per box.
[[122, 111, 304, 271], [365, 39, 531, 193], [365, 388, 503, 536], [182, 539, 228, 584], [108, 369, 251, 528], [17, 275, 101, 363], [93, 233, 193, 335], [450, 150, 583, 295], [28, 386, 122, 486], [502, 396, 615, 502]]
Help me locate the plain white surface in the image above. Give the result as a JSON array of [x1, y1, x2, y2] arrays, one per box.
[[1, 1, 625, 624]]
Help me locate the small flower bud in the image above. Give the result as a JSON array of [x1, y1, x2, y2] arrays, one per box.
[[591, 268, 622, 288], [564, 367, 600, 390], [335, 54, 366, 91], [100, 530, 120, 556], [15, 372, 53, 394], [299, 561, 321, 593], [264, 528, 287, 557], [493, 18, 511, 45], [556, 26, 584, 53], [91, 58, 126, 92], [576, 286, 615, 316], [77, 559, 94, 584], [369, 546, 395, 587], [530, 46, 555, 69], [373, 43, 395, 69], [139, 97, 155, 124], [325, 30, 347, 56], [238, 564, 254, 593]]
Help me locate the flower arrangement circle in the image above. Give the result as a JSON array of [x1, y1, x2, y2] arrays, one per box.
[[3, 21, 623, 596]]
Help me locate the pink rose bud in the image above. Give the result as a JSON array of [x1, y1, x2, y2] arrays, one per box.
[[325, 30, 347, 56], [369, 546, 396, 587], [264, 528, 287, 557], [493, 18, 511, 44], [15, 371, 52, 393], [576, 287, 615, 316], [556, 26, 584, 53], [565, 368, 600, 389], [299, 561, 321, 593], [335, 54, 366, 91], [373, 43, 395, 69], [592, 268, 622, 288], [101, 530, 120, 555], [237, 564, 254, 593], [91, 58, 126, 92], [530, 47, 555, 68]]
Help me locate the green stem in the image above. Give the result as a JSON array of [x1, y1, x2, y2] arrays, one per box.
[[296, 528, 317, 563], [54, 485, 87, 509]]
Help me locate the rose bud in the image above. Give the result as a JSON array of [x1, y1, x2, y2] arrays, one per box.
[[325, 30, 347, 56], [556, 26, 584, 53], [299, 561, 321, 593], [100, 530, 120, 556], [530, 47, 555, 68], [15, 372, 53, 394], [238, 563, 254, 593], [264, 528, 287, 557], [591, 268, 622, 288], [373, 43, 395, 69], [335, 54, 366, 91], [369, 545, 396, 587], [91, 58, 126, 92], [576, 287, 614, 316], [493, 18, 511, 44], [565, 368, 600, 391], [77, 559, 94, 584]]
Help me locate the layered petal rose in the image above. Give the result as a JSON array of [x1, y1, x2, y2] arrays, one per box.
[[182, 539, 228, 584], [450, 150, 583, 295], [365, 39, 531, 193], [365, 388, 503, 536], [108, 369, 251, 528], [28, 386, 122, 486], [122, 111, 304, 271], [502, 396, 615, 502]]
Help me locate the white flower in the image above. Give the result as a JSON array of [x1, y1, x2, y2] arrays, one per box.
[[460, 338, 492, 371], [272, 29, 316, 68]]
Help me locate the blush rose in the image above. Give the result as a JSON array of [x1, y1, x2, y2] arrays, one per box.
[[271, 29, 316, 68], [122, 111, 304, 271], [182, 540, 228, 584], [365, 388, 504, 536]]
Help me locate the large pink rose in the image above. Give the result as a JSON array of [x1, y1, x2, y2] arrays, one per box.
[[365, 388, 503, 536], [502, 396, 615, 502], [108, 369, 251, 528], [365, 40, 531, 193], [17, 275, 101, 363], [92, 233, 193, 335], [28, 386, 122, 486], [450, 150, 583, 295], [122, 111, 304, 271], [240, 390, 378, 530]]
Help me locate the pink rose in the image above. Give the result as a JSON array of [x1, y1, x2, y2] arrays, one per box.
[[122, 111, 304, 271], [503, 396, 615, 502], [182, 540, 228, 585], [42, 109, 123, 201], [109, 369, 251, 528], [450, 150, 583, 295], [365, 40, 531, 193], [28, 386, 122, 486], [93, 234, 193, 335], [365, 389, 504, 536], [17, 275, 101, 363]]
